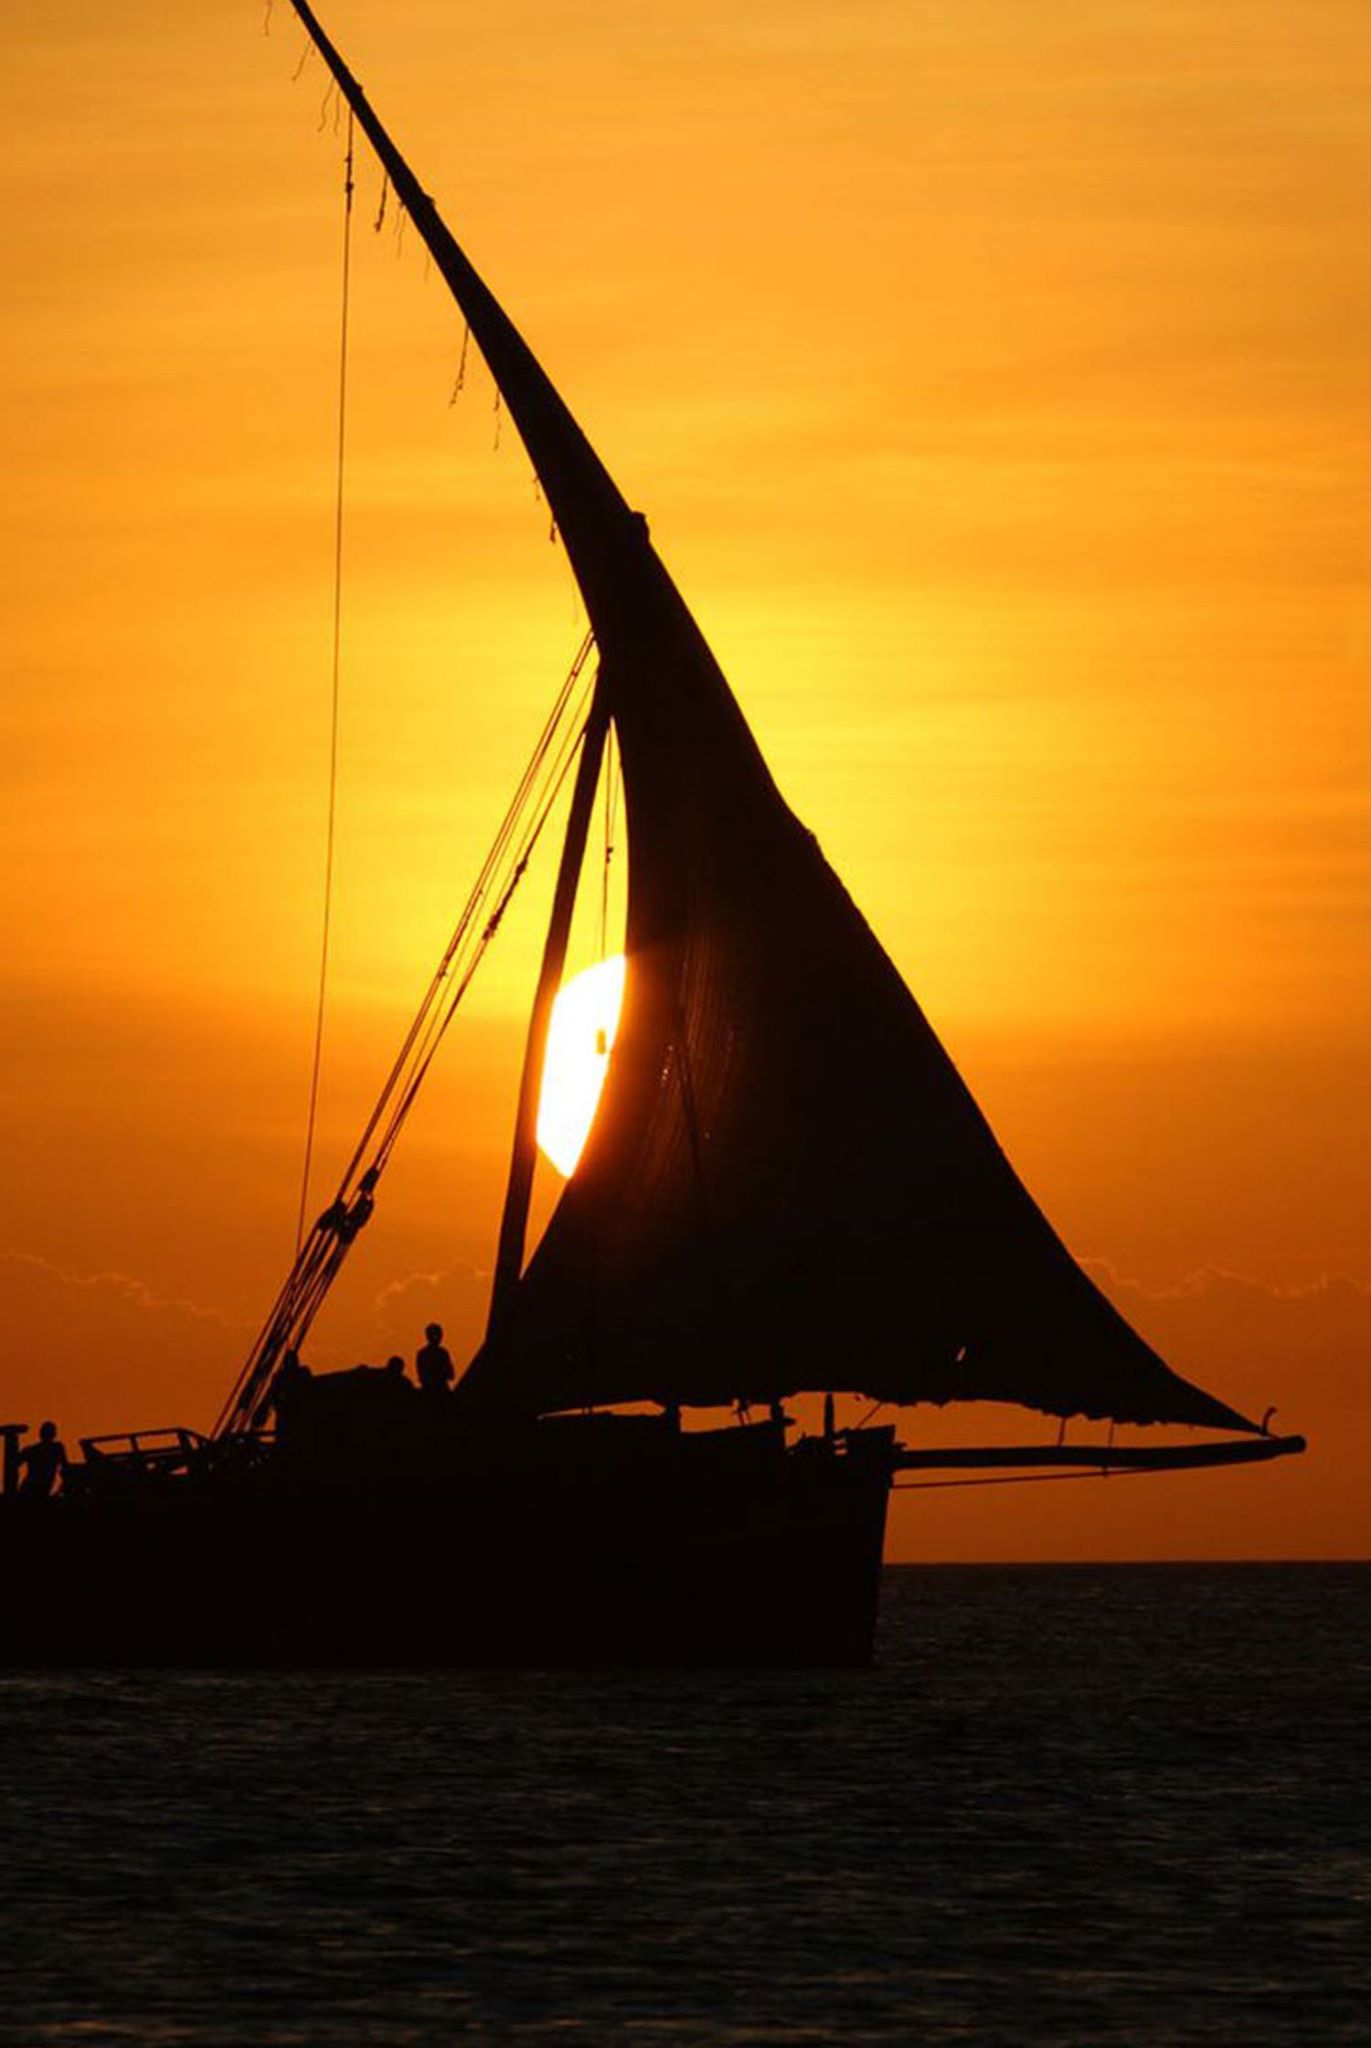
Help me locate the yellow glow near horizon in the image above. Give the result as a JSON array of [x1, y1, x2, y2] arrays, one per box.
[[537, 955, 627, 1178]]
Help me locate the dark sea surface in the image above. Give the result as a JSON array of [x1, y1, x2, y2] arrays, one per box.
[[2, 1564, 1368, 2046]]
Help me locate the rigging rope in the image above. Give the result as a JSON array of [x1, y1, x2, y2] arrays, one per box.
[[450, 321, 470, 405], [294, 110, 355, 1258], [893, 1468, 1145, 1492], [214, 634, 598, 1438]]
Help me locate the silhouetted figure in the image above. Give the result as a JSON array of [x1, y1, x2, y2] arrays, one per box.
[[823, 1392, 836, 1443], [416, 1322, 454, 1397], [384, 1354, 408, 1385], [662, 1400, 681, 1434], [19, 1421, 67, 1497], [769, 1399, 790, 1431]]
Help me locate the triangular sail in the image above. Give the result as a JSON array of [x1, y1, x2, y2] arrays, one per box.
[[470, 606, 1253, 1433], [293, 3, 1256, 1436]]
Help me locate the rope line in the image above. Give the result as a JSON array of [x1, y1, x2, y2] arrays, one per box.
[[893, 1467, 1144, 1492], [330, 631, 594, 1195], [449, 322, 470, 406], [295, 110, 355, 1258], [215, 635, 598, 1438]]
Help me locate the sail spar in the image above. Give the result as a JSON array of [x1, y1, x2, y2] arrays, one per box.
[[291, 2, 1256, 1435]]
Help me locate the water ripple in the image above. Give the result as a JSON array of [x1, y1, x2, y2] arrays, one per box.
[[1, 1564, 1367, 2045]]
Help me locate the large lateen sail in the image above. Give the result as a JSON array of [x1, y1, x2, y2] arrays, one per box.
[[293, 3, 1255, 1436], [480, 600, 1255, 1432]]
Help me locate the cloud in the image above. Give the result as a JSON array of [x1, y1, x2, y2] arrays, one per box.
[[1083, 1258, 1371, 1428], [371, 1268, 450, 1315], [1083, 1256, 1371, 1308], [0, 1247, 244, 1435], [364, 1260, 493, 1370], [1, 1248, 234, 1327]]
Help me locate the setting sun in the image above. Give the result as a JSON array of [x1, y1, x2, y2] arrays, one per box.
[[536, 954, 627, 1177]]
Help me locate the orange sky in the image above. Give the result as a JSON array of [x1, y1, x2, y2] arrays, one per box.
[[1, 0, 1367, 1558]]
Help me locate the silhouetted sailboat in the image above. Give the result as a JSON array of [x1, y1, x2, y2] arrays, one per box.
[[0, 3, 1303, 1667]]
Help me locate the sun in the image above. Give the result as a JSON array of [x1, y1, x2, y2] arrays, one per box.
[[536, 954, 627, 1177]]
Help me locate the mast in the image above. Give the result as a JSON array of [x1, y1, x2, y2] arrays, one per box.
[[487, 687, 611, 1346]]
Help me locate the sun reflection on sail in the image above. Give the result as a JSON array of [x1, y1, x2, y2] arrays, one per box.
[[537, 954, 626, 1177]]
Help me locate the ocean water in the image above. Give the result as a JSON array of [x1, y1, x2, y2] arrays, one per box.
[[2, 1564, 1368, 2046]]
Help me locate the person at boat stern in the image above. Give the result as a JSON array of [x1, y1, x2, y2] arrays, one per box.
[[18, 1421, 67, 1497]]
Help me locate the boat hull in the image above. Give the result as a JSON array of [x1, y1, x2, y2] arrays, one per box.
[[0, 1425, 891, 1668]]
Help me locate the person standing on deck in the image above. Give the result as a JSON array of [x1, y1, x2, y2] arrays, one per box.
[[416, 1323, 455, 1397], [19, 1421, 67, 1497]]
